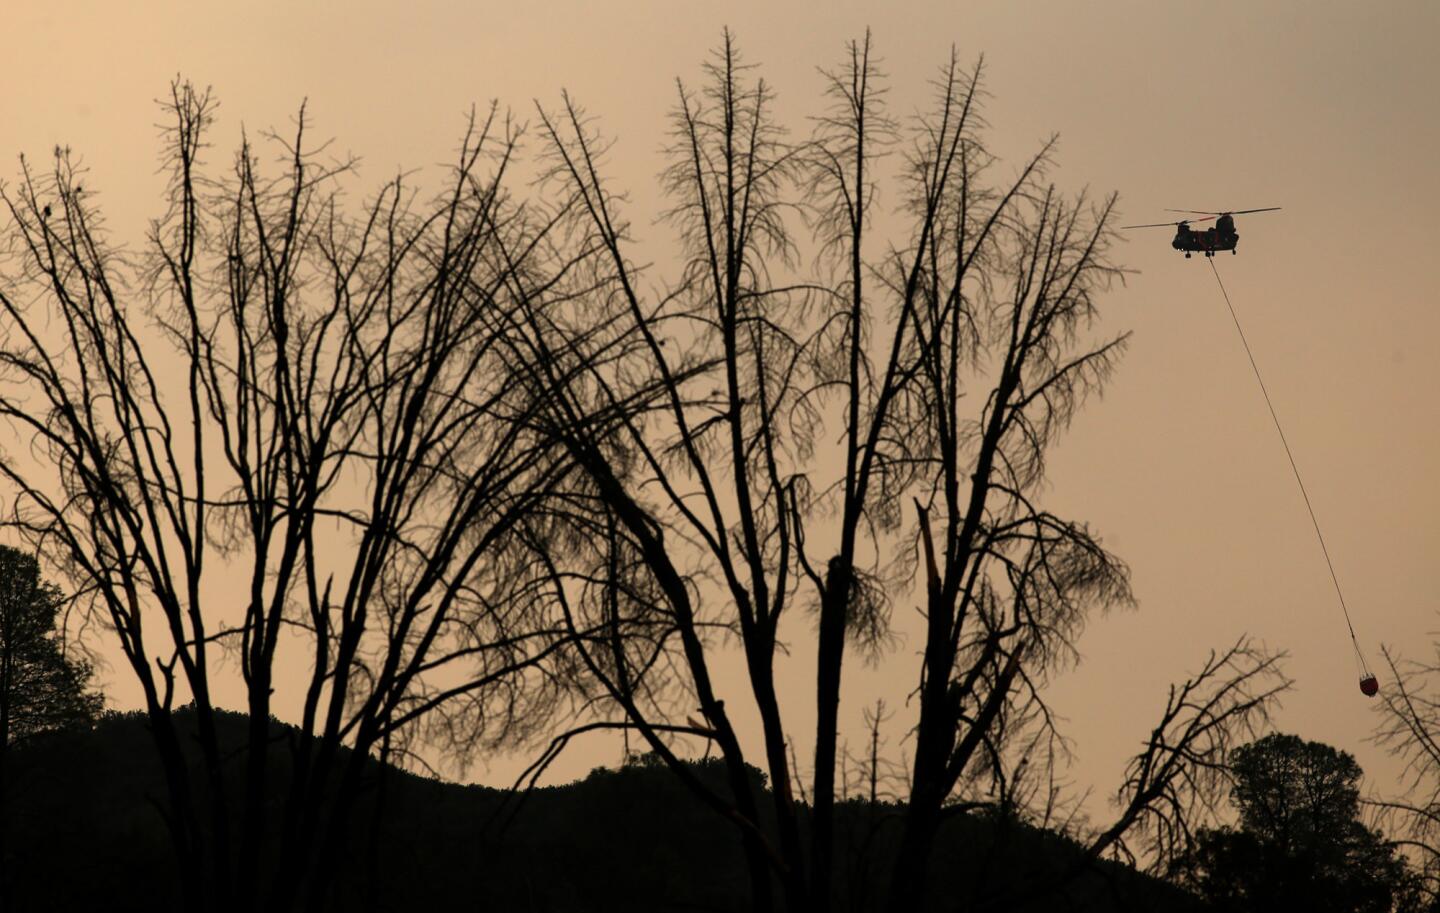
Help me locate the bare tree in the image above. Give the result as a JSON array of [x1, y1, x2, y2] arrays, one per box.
[[1076, 641, 1289, 866], [513, 32, 812, 913], [0, 83, 587, 912], [500, 30, 1289, 913], [801, 37, 1289, 911], [1371, 642, 1440, 903]]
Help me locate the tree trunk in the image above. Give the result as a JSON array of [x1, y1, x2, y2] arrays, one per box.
[[886, 799, 942, 913], [810, 560, 850, 913]]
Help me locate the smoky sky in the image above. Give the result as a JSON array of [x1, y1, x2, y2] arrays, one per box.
[[5, 0, 1437, 803]]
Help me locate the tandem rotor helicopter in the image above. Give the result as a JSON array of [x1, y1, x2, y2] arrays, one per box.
[[1121, 207, 1281, 257], [1130, 201, 1380, 699]]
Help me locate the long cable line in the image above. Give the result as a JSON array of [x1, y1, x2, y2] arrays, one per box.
[[1207, 257, 1370, 676]]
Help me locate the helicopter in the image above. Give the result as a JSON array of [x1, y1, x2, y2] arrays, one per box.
[[1122, 207, 1281, 258]]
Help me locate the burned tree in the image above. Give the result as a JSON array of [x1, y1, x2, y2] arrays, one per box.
[[514, 30, 1287, 913], [1370, 643, 1440, 905], [0, 84, 587, 912]]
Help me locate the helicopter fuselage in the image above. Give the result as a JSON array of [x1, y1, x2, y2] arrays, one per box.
[[1173, 215, 1238, 258]]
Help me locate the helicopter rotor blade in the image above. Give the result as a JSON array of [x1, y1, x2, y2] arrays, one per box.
[[1164, 207, 1282, 216], [1121, 216, 1216, 229]]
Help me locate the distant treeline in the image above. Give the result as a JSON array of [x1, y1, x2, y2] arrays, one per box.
[[1, 709, 1200, 912]]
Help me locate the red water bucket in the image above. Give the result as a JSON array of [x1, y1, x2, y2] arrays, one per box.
[[1359, 674, 1379, 697]]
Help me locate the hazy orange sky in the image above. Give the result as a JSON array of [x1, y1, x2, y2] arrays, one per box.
[[5, 0, 1437, 814]]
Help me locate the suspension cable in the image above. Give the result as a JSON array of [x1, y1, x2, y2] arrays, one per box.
[[1207, 258, 1370, 676]]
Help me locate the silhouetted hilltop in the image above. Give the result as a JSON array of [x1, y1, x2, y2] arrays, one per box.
[[1, 710, 1207, 911]]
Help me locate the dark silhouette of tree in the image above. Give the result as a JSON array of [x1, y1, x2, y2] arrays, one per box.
[[1180, 733, 1422, 913], [0, 543, 102, 906], [1372, 642, 1440, 907], [0, 84, 596, 912], [0, 544, 101, 751], [511, 30, 1288, 913]]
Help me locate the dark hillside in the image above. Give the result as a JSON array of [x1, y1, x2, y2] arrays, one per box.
[[0, 711, 1206, 911]]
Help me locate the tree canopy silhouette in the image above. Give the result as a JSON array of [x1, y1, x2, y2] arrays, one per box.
[[1180, 733, 1424, 913], [0, 543, 102, 906], [0, 544, 101, 752]]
